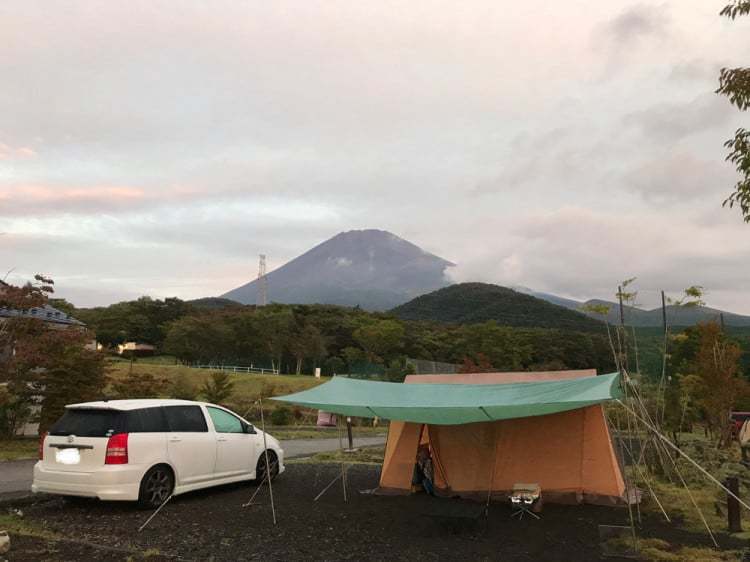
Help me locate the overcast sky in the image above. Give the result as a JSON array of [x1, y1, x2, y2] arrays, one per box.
[[1, 1, 749, 312]]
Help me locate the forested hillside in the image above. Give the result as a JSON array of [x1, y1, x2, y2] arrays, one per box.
[[68, 297, 616, 379], [391, 283, 605, 333]]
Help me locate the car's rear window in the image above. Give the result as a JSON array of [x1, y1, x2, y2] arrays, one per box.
[[49, 409, 126, 437]]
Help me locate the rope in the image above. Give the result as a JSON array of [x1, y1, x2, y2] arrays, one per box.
[[606, 412, 670, 523], [616, 399, 750, 512], [138, 494, 173, 532]]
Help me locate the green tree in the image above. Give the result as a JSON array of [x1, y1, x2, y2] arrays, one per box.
[[201, 371, 235, 405], [384, 356, 415, 382], [717, 1, 750, 220], [1, 276, 109, 434], [353, 319, 405, 363], [323, 356, 346, 376], [163, 315, 233, 364], [256, 307, 295, 372], [111, 368, 167, 399], [290, 323, 328, 374]]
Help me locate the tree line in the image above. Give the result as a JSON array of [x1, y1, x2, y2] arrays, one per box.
[[72, 299, 618, 377]]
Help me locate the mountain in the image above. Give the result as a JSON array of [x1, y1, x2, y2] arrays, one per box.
[[391, 283, 605, 332], [221, 229, 454, 310], [187, 297, 243, 311], [514, 288, 750, 327]]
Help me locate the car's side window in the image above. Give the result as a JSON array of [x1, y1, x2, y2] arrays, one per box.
[[207, 407, 244, 434], [127, 408, 169, 432], [164, 406, 208, 432]]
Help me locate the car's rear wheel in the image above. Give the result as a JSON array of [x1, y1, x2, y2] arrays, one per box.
[[255, 450, 279, 484], [138, 465, 174, 509]]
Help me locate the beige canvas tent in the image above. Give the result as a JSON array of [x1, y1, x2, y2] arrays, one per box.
[[379, 370, 625, 505]]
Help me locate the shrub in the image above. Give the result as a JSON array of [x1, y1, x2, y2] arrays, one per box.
[[111, 370, 167, 399], [270, 406, 292, 426], [200, 371, 235, 405], [170, 372, 198, 400]]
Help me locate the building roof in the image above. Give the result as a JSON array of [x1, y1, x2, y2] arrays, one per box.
[[274, 372, 622, 425], [0, 303, 84, 327]]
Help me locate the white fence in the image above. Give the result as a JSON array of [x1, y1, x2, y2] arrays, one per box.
[[191, 364, 280, 375]]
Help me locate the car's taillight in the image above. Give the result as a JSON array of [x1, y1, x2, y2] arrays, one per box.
[[105, 433, 129, 465], [39, 432, 47, 460]]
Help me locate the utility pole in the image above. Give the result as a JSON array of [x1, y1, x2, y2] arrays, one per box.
[[257, 254, 268, 307]]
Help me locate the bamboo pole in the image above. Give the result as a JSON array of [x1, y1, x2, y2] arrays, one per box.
[[258, 398, 277, 525]]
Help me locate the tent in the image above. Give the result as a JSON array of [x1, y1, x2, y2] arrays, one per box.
[[275, 370, 626, 505]]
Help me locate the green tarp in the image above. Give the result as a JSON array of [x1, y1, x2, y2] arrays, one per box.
[[273, 372, 621, 425]]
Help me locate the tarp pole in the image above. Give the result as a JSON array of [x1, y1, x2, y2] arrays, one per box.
[[485, 425, 499, 516], [259, 398, 277, 525], [338, 415, 348, 502]]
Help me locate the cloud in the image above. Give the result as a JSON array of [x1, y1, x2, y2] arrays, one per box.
[[2, 1, 750, 313], [622, 93, 734, 142], [0, 185, 169, 216], [668, 59, 721, 83], [0, 143, 36, 160], [445, 205, 750, 312], [597, 4, 670, 48], [623, 151, 736, 203]]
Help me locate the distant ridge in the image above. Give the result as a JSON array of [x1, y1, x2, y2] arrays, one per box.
[[391, 283, 605, 332], [221, 229, 454, 311], [513, 287, 750, 327]]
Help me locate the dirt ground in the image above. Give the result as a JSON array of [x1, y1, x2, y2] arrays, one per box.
[[3, 464, 746, 561]]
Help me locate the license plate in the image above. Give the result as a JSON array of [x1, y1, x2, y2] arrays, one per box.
[[56, 448, 81, 465]]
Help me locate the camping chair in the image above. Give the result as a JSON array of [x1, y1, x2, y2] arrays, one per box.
[[509, 484, 542, 520]]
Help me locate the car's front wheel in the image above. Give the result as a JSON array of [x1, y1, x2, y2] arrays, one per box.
[[138, 465, 174, 509], [254, 450, 279, 484]]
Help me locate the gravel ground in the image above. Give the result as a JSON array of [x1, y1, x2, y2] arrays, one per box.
[[3, 464, 744, 561]]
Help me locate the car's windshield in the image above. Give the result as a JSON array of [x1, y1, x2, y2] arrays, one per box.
[[48, 409, 126, 437]]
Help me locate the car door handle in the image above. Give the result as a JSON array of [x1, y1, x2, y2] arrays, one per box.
[[169, 437, 182, 443], [217, 436, 227, 442]]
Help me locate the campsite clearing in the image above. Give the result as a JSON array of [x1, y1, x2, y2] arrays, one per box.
[[3, 464, 745, 561]]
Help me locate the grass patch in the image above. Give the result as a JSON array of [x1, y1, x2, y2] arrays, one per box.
[[106, 361, 326, 409], [267, 426, 387, 440], [0, 512, 59, 540], [638, 538, 741, 561], [0, 438, 38, 461], [290, 446, 385, 465]]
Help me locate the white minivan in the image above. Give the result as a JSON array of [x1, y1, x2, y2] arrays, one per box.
[[32, 399, 284, 508]]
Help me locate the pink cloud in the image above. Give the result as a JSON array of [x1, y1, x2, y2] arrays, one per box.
[[0, 143, 37, 160], [0, 185, 150, 215]]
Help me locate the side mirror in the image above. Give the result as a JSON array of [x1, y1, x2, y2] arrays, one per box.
[[244, 424, 257, 434]]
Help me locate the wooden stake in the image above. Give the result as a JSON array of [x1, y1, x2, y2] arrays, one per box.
[[726, 476, 742, 533]]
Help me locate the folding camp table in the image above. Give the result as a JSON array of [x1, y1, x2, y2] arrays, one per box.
[[509, 484, 542, 520]]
